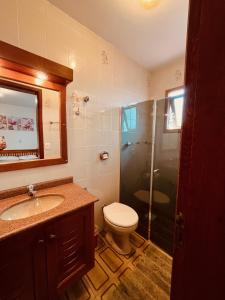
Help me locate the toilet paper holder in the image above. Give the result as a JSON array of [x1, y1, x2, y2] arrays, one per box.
[[100, 151, 109, 160]]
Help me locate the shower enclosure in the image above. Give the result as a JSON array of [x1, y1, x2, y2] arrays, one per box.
[[120, 91, 184, 256], [120, 101, 153, 239]]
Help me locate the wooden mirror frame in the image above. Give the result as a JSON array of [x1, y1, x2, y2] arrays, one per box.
[[0, 78, 44, 159], [0, 40, 73, 172]]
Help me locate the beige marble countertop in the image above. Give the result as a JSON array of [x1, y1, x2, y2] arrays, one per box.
[[0, 183, 98, 241]]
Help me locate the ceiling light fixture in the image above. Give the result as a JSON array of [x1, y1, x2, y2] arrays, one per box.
[[140, 0, 160, 9]]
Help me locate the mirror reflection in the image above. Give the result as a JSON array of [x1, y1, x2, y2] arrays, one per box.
[[0, 80, 60, 163]]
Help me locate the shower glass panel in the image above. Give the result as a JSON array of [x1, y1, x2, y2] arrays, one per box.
[[150, 98, 182, 256], [120, 101, 153, 239], [120, 97, 182, 255]]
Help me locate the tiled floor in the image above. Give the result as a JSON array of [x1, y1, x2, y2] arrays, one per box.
[[61, 231, 172, 300]]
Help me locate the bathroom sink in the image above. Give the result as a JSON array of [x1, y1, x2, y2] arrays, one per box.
[[0, 194, 64, 221]]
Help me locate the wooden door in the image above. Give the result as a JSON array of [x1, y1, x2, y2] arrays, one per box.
[[0, 228, 47, 300], [46, 204, 95, 299], [171, 0, 225, 299]]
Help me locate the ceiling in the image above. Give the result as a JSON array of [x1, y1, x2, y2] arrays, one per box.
[[49, 0, 189, 69]]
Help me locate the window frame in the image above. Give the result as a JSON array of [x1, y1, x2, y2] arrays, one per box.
[[164, 86, 185, 133]]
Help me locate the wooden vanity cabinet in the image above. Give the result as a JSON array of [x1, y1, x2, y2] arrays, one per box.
[[0, 204, 95, 300], [0, 227, 47, 300], [46, 204, 95, 299]]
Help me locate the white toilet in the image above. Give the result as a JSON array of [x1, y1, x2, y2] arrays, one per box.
[[103, 202, 139, 255]]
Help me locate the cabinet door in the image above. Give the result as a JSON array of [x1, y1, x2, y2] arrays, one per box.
[[46, 204, 94, 299], [0, 228, 47, 300]]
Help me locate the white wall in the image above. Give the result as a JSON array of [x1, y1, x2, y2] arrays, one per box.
[[0, 0, 149, 228], [149, 56, 185, 100]]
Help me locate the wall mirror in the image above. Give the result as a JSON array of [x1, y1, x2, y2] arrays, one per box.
[[0, 40, 73, 172]]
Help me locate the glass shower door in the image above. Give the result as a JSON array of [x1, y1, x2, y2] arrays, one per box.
[[120, 101, 153, 239], [150, 98, 181, 255]]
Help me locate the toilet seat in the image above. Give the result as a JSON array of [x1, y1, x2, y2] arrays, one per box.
[[103, 202, 138, 228]]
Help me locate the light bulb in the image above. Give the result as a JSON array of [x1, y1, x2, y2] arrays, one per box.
[[35, 71, 48, 85], [36, 71, 47, 81]]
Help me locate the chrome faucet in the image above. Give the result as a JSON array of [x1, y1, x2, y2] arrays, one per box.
[[27, 184, 37, 198]]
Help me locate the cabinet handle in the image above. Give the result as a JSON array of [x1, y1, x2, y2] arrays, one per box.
[[38, 239, 45, 243], [49, 234, 57, 239]]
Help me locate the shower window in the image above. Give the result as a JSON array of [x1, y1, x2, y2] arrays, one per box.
[[122, 106, 137, 132], [165, 87, 185, 132]]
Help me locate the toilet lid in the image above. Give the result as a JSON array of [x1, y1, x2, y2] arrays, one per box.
[[103, 202, 138, 227]]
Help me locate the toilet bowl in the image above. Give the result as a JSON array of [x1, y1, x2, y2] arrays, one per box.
[[103, 202, 139, 255]]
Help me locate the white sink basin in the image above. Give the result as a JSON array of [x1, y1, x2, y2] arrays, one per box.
[[0, 194, 64, 221]]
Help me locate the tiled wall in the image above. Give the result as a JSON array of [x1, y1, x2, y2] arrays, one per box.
[[149, 56, 185, 100], [0, 0, 149, 227]]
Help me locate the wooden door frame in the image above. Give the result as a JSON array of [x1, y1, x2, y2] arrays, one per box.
[[171, 0, 225, 299]]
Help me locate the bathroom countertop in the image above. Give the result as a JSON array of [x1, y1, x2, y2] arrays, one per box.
[[0, 183, 98, 241]]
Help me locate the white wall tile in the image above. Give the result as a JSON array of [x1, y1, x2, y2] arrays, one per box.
[[0, 0, 18, 46], [0, 0, 149, 229], [17, 0, 46, 56], [149, 56, 185, 100]]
